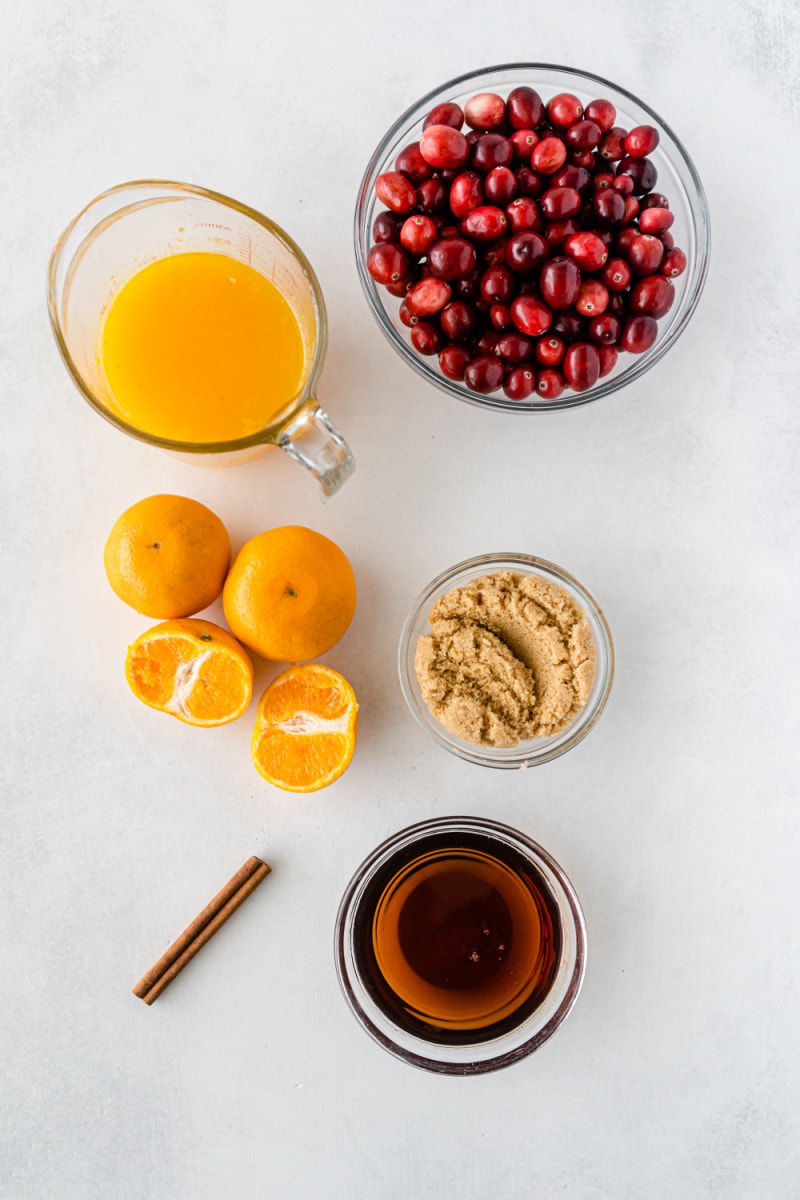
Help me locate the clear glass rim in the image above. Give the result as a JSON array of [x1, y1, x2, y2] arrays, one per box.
[[398, 552, 614, 768], [47, 178, 329, 454], [354, 61, 711, 413], [334, 815, 587, 1074]]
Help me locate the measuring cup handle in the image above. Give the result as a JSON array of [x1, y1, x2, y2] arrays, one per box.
[[277, 400, 355, 498]]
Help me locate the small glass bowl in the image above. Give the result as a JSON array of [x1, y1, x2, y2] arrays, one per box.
[[398, 552, 614, 768], [334, 816, 587, 1074], [354, 63, 710, 412]]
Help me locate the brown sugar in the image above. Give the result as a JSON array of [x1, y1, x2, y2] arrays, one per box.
[[414, 571, 597, 747]]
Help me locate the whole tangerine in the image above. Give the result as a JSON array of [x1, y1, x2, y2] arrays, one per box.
[[222, 525, 356, 662]]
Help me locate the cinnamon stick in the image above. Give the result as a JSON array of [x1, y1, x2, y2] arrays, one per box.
[[133, 856, 271, 1005]]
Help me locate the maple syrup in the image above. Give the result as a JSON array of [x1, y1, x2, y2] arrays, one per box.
[[351, 828, 561, 1045]]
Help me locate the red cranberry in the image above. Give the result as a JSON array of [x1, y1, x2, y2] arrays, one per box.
[[615, 226, 639, 256], [464, 354, 504, 393], [419, 125, 470, 170], [507, 86, 545, 129], [480, 265, 515, 304], [423, 102, 464, 131], [427, 237, 477, 280], [625, 124, 660, 156], [659, 230, 675, 249], [540, 186, 581, 219], [473, 329, 500, 355], [564, 230, 608, 272], [544, 218, 580, 252], [621, 314, 658, 354], [471, 133, 513, 171], [598, 345, 618, 376], [399, 300, 417, 327], [540, 256, 581, 309], [640, 192, 670, 210], [367, 242, 410, 284], [504, 366, 536, 400], [566, 119, 601, 151], [612, 174, 635, 197], [505, 196, 542, 233], [410, 321, 444, 355], [510, 130, 539, 162], [449, 172, 485, 218], [484, 166, 517, 203], [438, 344, 470, 380], [489, 303, 513, 330], [400, 215, 438, 256], [455, 268, 481, 299], [563, 342, 600, 391], [440, 300, 478, 340], [570, 149, 596, 169], [395, 143, 434, 185], [639, 207, 674, 234], [592, 188, 626, 226], [532, 137, 567, 174], [462, 205, 508, 241], [598, 127, 628, 161], [372, 211, 404, 243], [662, 247, 687, 277], [385, 276, 414, 298], [510, 294, 553, 337], [375, 171, 417, 213], [497, 332, 534, 363], [629, 275, 674, 318], [406, 276, 452, 316], [575, 279, 609, 316], [464, 92, 506, 130], [584, 98, 616, 131], [627, 234, 665, 276], [506, 230, 549, 274], [588, 313, 621, 344], [535, 335, 565, 366], [623, 196, 640, 223], [553, 165, 591, 193], [616, 155, 658, 194], [552, 310, 585, 340], [536, 368, 565, 399], [548, 92, 583, 128], [516, 166, 543, 197], [592, 172, 616, 192], [416, 178, 447, 214]]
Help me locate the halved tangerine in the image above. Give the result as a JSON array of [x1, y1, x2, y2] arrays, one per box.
[[251, 664, 358, 792]]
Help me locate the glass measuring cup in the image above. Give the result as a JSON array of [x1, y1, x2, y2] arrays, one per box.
[[47, 180, 355, 496]]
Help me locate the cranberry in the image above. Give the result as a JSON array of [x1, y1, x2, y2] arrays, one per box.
[[507, 86, 545, 129], [592, 188, 626, 226], [400, 214, 438, 256], [490, 303, 513, 330], [480, 265, 515, 304], [616, 155, 658, 194], [464, 92, 506, 130], [411, 321, 444, 355], [372, 211, 404, 243], [623, 196, 640, 224], [416, 178, 447, 214], [630, 275, 674, 318], [540, 186, 581, 219], [484, 166, 517, 203], [395, 143, 434, 185], [428, 236, 477, 280], [588, 313, 621, 344], [505, 196, 542, 233], [553, 165, 591, 193], [504, 366, 536, 400], [592, 172, 616, 192], [639, 207, 674, 235], [367, 242, 410, 284], [564, 230, 608, 272], [627, 233, 665, 276], [615, 226, 639, 257], [532, 136, 567, 174], [505, 230, 548, 274], [449, 172, 485, 218], [540, 256, 581, 309], [536, 368, 565, 399], [385, 276, 414, 298], [552, 310, 585, 340], [584, 98, 616, 131], [398, 300, 417, 327], [544, 218, 580, 253], [575, 279, 609, 316], [462, 205, 508, 241], [598, 127, 628, 161], [497, 332, 534, 362], [535, 335, 565, 366], [510, 130, 539, 162], [419, 125, 470, 170], [659, 230, 675, 250], [516, 166, 543, 197], [612, 174, 635, 197], [471, 133, 513, 171], [406, 276, 452, 317], [563, 342, 600, 391], [566, 119, 602, 151], [375, 171, 417, 213], [440, 300, 478, 340], [473, 329, 500, 355], [464, 354, 505, 393], [598, 345, 618, 376], [621, 315, 658, 353], [548, 92, 583, 128], [570, 149, 596, 169], [625, 124, 660, 156], [510, 294, 553, 337], [438, 344, 470, 380], [438, 224, 461, 238], [662, 247, 687, 277], [455, 268, 481, 299], [640, 192, 670, 210], [423, 102, 464, 131]]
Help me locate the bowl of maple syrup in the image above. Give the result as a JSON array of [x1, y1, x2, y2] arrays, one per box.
[[334, 816, 586, 1074]]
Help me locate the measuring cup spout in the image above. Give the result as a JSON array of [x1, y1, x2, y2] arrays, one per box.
[[277, 399, 355, 498]]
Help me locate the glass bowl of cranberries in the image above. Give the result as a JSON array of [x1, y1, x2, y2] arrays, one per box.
[[355, 64, 710, 410]]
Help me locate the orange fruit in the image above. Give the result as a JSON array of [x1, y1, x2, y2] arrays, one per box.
[[222, 525, 356, 662], [125, 619, 253, 726], [251, 664, 358, 791], [104, 494, 231, 619]]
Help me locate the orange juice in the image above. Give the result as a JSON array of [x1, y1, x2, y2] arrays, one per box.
[[100, 252, 306, 443]]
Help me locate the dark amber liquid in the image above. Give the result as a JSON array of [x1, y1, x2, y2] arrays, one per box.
[[353, 830, 561, 1045]]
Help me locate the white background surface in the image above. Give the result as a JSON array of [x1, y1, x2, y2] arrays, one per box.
[[2, 2, 799, 1196]]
